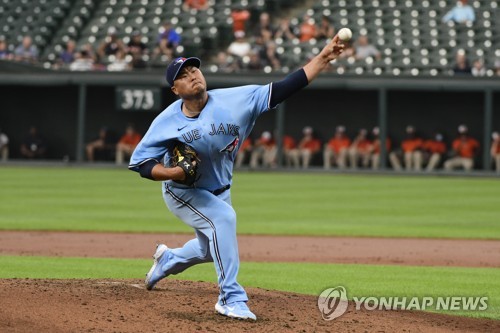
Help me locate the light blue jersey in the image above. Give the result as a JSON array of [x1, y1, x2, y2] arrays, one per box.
[[129, 84, 272, 191]]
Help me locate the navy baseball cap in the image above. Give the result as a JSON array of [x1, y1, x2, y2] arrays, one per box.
[[166, 57, 201, 86]]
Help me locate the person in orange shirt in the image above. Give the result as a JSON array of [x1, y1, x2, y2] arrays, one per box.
[[389, 125, 423, 171], [231, 7, 250, 34], [423, 133, 447, 171], [183, 0, 209, 11], [116, 124, 142, 164], [299, 15, 317, 42], [491, 132, 500, 173], [444, 125, 480, 171], [298, 126, 321, 168], [348, 128, 372, 169], [369, 126, 391, 170], [250, 131, 277, 168], [323, 125, 351, 169], [235, 137, 252, 168], [283, 134, 300, 168]]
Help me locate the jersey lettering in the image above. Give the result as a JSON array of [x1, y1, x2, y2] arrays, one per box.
[[182, 129, 201, 143], [209, 123, 240, 137]]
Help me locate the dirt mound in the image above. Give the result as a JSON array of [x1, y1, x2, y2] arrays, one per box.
[[0, 279, 498, 333]]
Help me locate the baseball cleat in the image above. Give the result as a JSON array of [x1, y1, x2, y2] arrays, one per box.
[[145, 243, 169, 290], [215, 301, 257, 321]]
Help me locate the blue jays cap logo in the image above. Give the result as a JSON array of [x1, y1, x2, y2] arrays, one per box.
[[166, 57, 202, 86]]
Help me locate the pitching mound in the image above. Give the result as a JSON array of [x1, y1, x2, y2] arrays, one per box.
[[0, 279, 498, 333]]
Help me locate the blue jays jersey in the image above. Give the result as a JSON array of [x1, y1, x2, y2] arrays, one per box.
[[129, 84, 273, 191]]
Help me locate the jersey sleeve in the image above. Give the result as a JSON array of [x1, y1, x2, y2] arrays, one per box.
[[242, 84, 273, 117]]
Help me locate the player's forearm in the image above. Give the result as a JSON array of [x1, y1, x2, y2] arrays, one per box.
[[303, 55, 331, 83], [151, 164, 185, 181]]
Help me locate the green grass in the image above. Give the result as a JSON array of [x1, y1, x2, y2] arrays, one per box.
[[0, 255, 498, 320], [0, 166, 499, 238]]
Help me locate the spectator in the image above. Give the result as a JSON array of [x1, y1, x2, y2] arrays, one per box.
[[0, 38, 13, 60], [316, 15, 335, 40], [245, 50, 264, 71], [231, 6, 250, 34], [235, 137, 252, 168], [213, 51, 238, 73], [491, 132, 500, 173], [274, 18, 297, 42], [297, 126, 321, 169], [127, 31, 148, 69], [422, 133, 447, 171], [20, 126, 46, 159], [153, 21, 181, 62], [253, 12, 274, 41], [14, 36, 39, 63], [471, 58, 486, 77], [0, 128, 9, 161], [495, 59, 500, 77], [227, 31, 251, 60], [183, 0, 209, 11], [299, 14, 317, 42], [107, 49, 131, 71], [59, 40, 76, 65], [283, 134, 300, 168], [323, 125, 351, 169], [354, 35, 381, 61], [70, 48, 95, 71], [442, 0, 475, 25], [116, 124, 142, 165], [250, 131, 277, 168], [86, 127, 117, 162], [453, 49, 471, 75], [97, 27, 126, 62], [444, 125, 479, 171], [389, 126, 424, 171], [348, 128, 372, 169], [369, 126, 391, 170]]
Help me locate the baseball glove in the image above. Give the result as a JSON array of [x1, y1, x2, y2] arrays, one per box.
[[171, 142, 200, 186]]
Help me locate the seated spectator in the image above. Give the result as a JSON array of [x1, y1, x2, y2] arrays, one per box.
[[127, 31, 148, 69], [59, 40, 76, 66], [299, 14, 317, 43], [107, 49, 131, 71], [14, 36, 39, 63], [453, 49, 472, 75], [70, 48, 95, 71], [250, 131, 277, 168], [231, 6, 250, 34], [323, 125, 351, 169], [0, 128, 9, 161], [369, 127, 391, 170], [183, 0, 209, 11], [298, 126, 321, 169], [471, 58, 486, 77], [0, 38, 13, 60], [444, 125, 479, 171], [348, 128, 372, 169], [153, 21, 181, 62], [354, 35, 381, 61], [442, 0, 475, 25], [227, 31, 251, 60], [274, 18, 297, 42], [86, 127, 117, 162], [316, 15, 335, 40], [491, 132, 500, 173], [389, 126, 424, 171], [116, 124, 142, 165], [235, 137, 252, 168], [422, 133, 447, 171], [495, 59, 500, 77], [253, 12, 274, 41], [245, 50, 264, 71], [283, 134, 299, 168], [20, 126, 46, 159], [97, 27, 126, 63], [213, 51, 238, 73]]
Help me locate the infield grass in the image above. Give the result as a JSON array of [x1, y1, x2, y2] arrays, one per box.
[[0, 255, 498, 320], [0, 167, 500, 239], [0, 166, 499, 238]]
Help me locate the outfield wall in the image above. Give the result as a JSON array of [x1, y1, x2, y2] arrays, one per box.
[[0, 72, 499, 169]]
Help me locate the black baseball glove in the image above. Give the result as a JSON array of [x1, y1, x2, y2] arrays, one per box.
[[171, 142, 200, 186]]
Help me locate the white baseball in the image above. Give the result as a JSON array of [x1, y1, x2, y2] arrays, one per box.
[[338, 28, 352, 41]]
